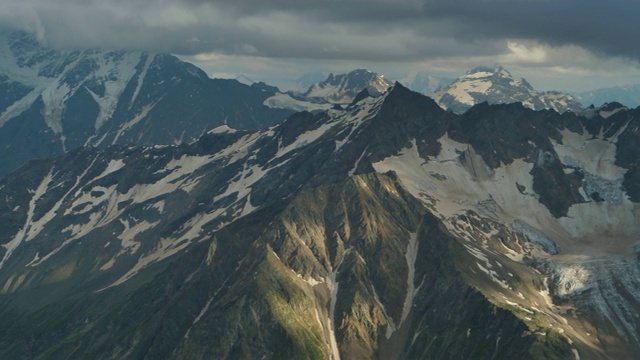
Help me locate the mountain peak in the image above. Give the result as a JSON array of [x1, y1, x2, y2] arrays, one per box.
[[580, 101, 628, 119], [348, 88, 371, 107], [464, 64, 510, 78], [432, 65, 582, 114], [261, 69, 393, 112], [295, 69, 393, 104], [234, 74, 256, 85]]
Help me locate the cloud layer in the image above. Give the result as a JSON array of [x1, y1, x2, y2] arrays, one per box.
[[1, 0, 637, 61], [1, 0, 638, 91]]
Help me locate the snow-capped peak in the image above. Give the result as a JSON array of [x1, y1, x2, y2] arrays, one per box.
[[263, 69, 394, 111], [460, 65, 512, 80], [303, 69, 394, 104], [431, 65, 582, 114]]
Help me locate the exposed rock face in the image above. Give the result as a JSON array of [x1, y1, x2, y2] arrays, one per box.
[[431, 65, 584, 114], [0, 31, 293, 177], [0, 83, 639, 358]]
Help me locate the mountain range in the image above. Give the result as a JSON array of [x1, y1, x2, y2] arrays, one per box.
[[0, 29, 624, 183], [263, 69, 394, 112], [0, 79, 639, 358], [269, 66, 588, 116], [2, 30, 640, 359], [573, 84, 640, 109], [0, 31, 293, 178]]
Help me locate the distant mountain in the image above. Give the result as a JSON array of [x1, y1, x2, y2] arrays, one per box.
[[302, 69, 393, 103], [401, 71, 454, 94], [0, 31, 293, 177], [431, 65, 583, 114], [573, 84, 640, 108], [233, 74, 257, 86], [580, 102, 629, 119], [264, 69, 394, 111], [294, 71, 327, 91], [2, 83, 640, 358]]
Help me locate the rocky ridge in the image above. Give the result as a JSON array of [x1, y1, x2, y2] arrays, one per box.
[[0, 84, 639, 358]]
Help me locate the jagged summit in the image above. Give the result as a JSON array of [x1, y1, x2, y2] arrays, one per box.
[[302, 68, 393, 103], [431, 65, 583, 114], [580, 101, 628, 119]]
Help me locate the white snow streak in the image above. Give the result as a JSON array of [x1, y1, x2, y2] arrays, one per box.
[[0, 32, 147, 133], [263, 93, 333, 112], [1, 169, 54, 269], [111, 103, 155, 145], [117, 218, 158, 255], [276, 122, 335, 158], [327, 256, 345, 360], [129, 54, 154, 110], [400, 232, 419, 326], [184, 297, 214, 339]]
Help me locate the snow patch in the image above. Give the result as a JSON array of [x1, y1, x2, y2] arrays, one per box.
[[264, 93, 333, 112], [276, 122, 336, 158], [110, 103, 155, 145], [326, 256, 345, 360], [208, 125, 237, 134], [129, 54, 154, 111], [401, 232, 419, 326], [117, 218, 158, 255]]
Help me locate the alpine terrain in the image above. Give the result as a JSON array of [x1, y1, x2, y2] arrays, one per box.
[[0, 31, 293, 177], [0, 82, 639, 359], [432, 66, 584, 114], [264, 69, 394, 112]]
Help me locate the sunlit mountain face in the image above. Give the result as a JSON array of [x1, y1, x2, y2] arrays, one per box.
[[0, 79, 639, 358], [431, 66, 584, 115]]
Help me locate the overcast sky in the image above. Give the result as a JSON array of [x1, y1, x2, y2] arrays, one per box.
[[2, 0, 639, 91]]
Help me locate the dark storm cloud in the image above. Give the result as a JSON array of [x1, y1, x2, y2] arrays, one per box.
[[419, 0, 638, 60], [174, 0, 640, 60], [1, 0, 638, 62]]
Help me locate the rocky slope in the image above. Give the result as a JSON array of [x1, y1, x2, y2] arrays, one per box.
[[0, 83, 639, 358], [0, 31, 293, 177], [431, 66, 584, 114]]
